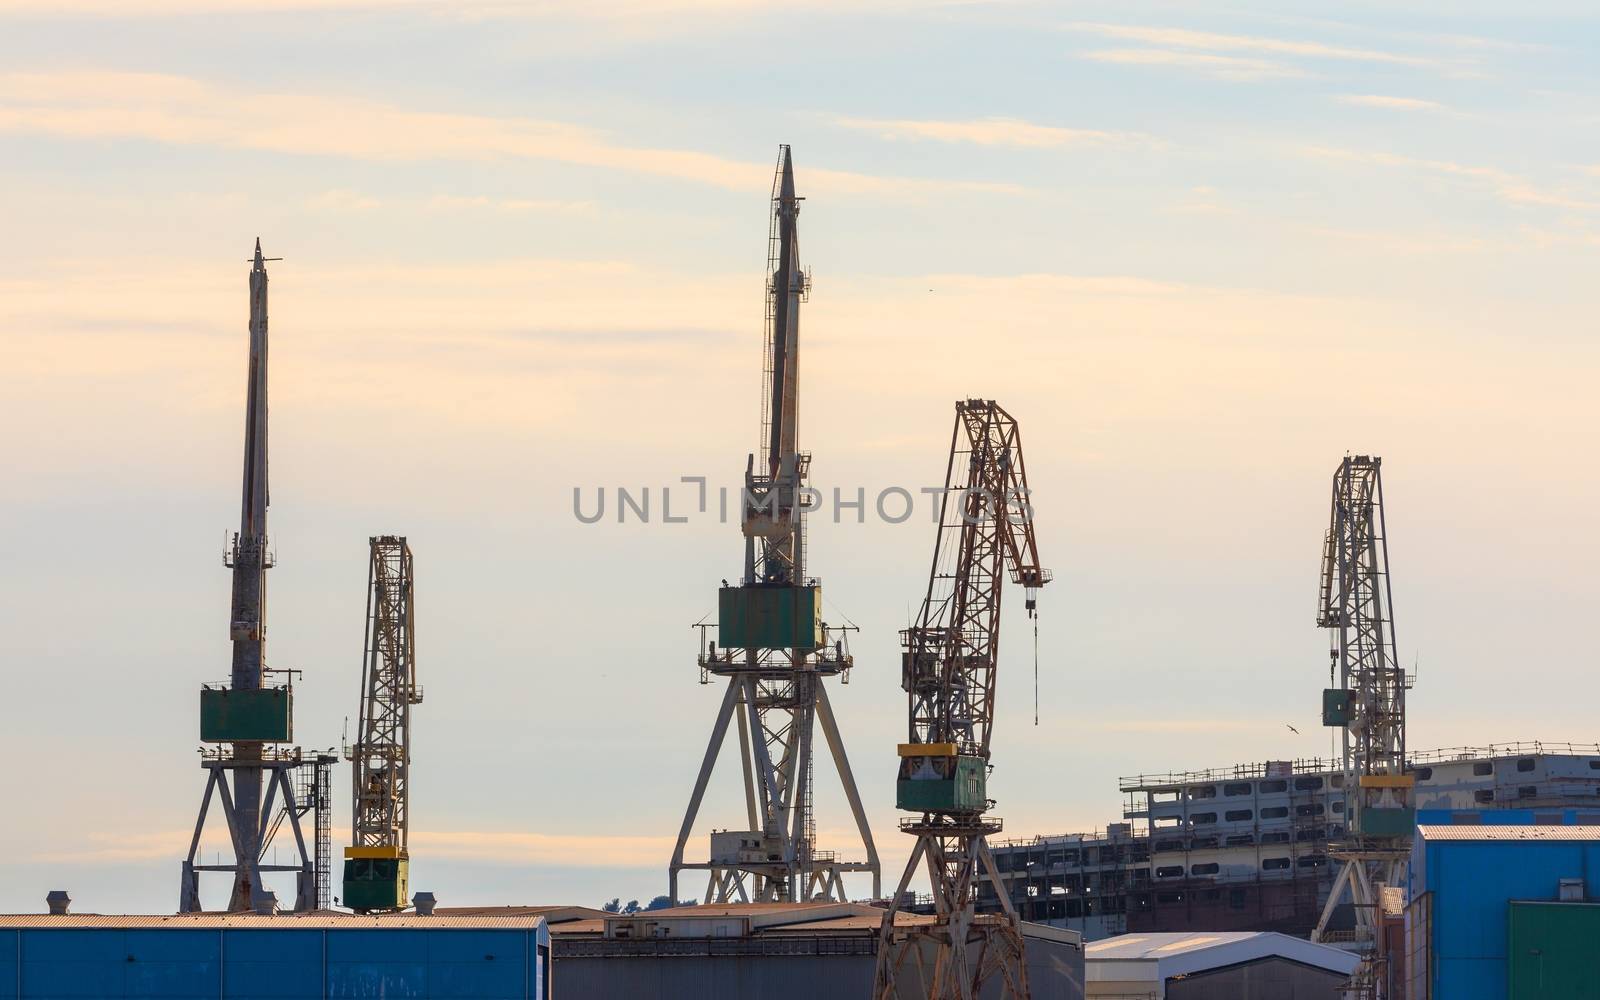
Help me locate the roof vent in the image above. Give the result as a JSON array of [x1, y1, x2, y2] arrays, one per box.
[[253, 891, 278, 915], [46, 891, 70, 915], [413, 892, 436, 916]]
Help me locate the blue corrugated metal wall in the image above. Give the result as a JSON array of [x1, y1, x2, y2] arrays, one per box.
[[1411, 836, 1600, 1000], [0, 927, 547, 999]]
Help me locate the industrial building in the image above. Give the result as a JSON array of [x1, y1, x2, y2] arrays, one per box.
[[441, 902, 1083, 1000], [1407, 823, 1600, 1000], [979, 742, 1600, 940], [0, 909, 551, 998], [1084, 931, 1358, 999]]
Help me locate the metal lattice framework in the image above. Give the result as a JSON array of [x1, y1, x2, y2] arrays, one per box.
[[350, 537, 421, 856], [875, 399, 1050, 1000], [671, 146, 880, 905], [1312, 455, 1412, 947]]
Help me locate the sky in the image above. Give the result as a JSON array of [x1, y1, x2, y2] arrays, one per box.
[[1, 0, 1599, 915]]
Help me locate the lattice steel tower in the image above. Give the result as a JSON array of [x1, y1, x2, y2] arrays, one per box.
[[875, 400, 1050, 1000], [180, 240, 318, 913], [670, 146, 880, 904], [1312, 455, 1413, 947], [343, 536, 422, 912]]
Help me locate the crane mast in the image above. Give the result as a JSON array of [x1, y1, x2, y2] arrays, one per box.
[[1311, 455, 1413, 954], [875, 400, 1050, 1000], [344, 536, 422, 913], [670, 145, 880, 905]]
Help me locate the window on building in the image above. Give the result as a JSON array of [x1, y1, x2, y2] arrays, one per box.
[[1298, 855, 1328, 869], [1475, 789, 1495, 803], [1227, 834, 1255, 847], [1156, 891, 1183, 903], [1192, 812, 1218, 825], [1261, 832, 1291, 844], [1191, 862, 1220, 876], [1331, 800, 1344, 813], [1415, 767, 1433, 781], [1296, 803, 1326, 817], [1224, 783, 1251, 797], [1261, 806, 1289, 819], [1517, 758, 1536, 773], [1519, 785, 1538, 799], [1154, 838, 1184, 853], [1263, 857, 1292, 871], [1226, 809, 1253, 822], [1191, 836, 1219, 850], [1294, 776, 1324, 791], [1590, 760, 1600, 770], [1155, 866, 1184, 879], [1190, 785, 1217, 799], [1297, 828, 1323, 842], [1259, 780, 1288, 794], [1473, 762, 1493, 776], [1230, 888, 1248, 909]]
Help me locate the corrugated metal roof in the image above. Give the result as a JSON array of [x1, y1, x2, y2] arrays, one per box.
[[0, 911, 541, 929], [1417, 825, 1600, 842], [437, 904, 612, 923], [1085, 931, 1359, 981]]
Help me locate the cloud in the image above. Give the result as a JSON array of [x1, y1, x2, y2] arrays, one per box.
[[1303, 225, 1491, 255], [427, 194, 595, 214], [410, 829, 675, 867], [1090, 719, 1284, 734], [1082, 49, 1303, 82], [1066, 22, 1443, 69], [831, 115, 1138, 149], [1337, 94, 1447, 112], [0, 71, 1019, 198], [308, 188, 382, 211], [1302, 145, 1600, 212]]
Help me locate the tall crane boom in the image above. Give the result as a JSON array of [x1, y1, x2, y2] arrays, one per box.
[[876, 399, 1050, 1000], [344, 536, 422, 913], [181, 240, 317, 915], [671, 146, 879, 906], [1311, 455, 1414, 955]]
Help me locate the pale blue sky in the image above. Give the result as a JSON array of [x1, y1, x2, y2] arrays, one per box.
[[1, 0, 1598, 913]]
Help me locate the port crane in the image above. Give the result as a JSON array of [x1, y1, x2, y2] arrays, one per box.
[[1312, 455, 1413, 952], [343, 536, 422, 912], [874, 399, 1050, 1000], [181, 240, 322, 913], [670, 146, 880, 904]]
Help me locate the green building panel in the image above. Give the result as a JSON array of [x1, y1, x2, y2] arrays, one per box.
[[718, 585, 821, 652], [200, 686, 292, 743], [1357, 806, 1416, 838], [897, 756, 988, 813], [342, 857, 410, 912], [1322, 688, 1352, 727], [1509, 901, 1600, 1000]]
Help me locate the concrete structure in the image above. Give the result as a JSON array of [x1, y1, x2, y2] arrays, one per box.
[[0, 910, 551, 998], [446, 902, 1082, 1000], [1084, 931, 1357, 999], [980, 743, 1600, 941], [1407, 824, 1600, 1000]]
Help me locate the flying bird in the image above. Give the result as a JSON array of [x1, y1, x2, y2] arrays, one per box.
[[1286, 724, 1301, 735]]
